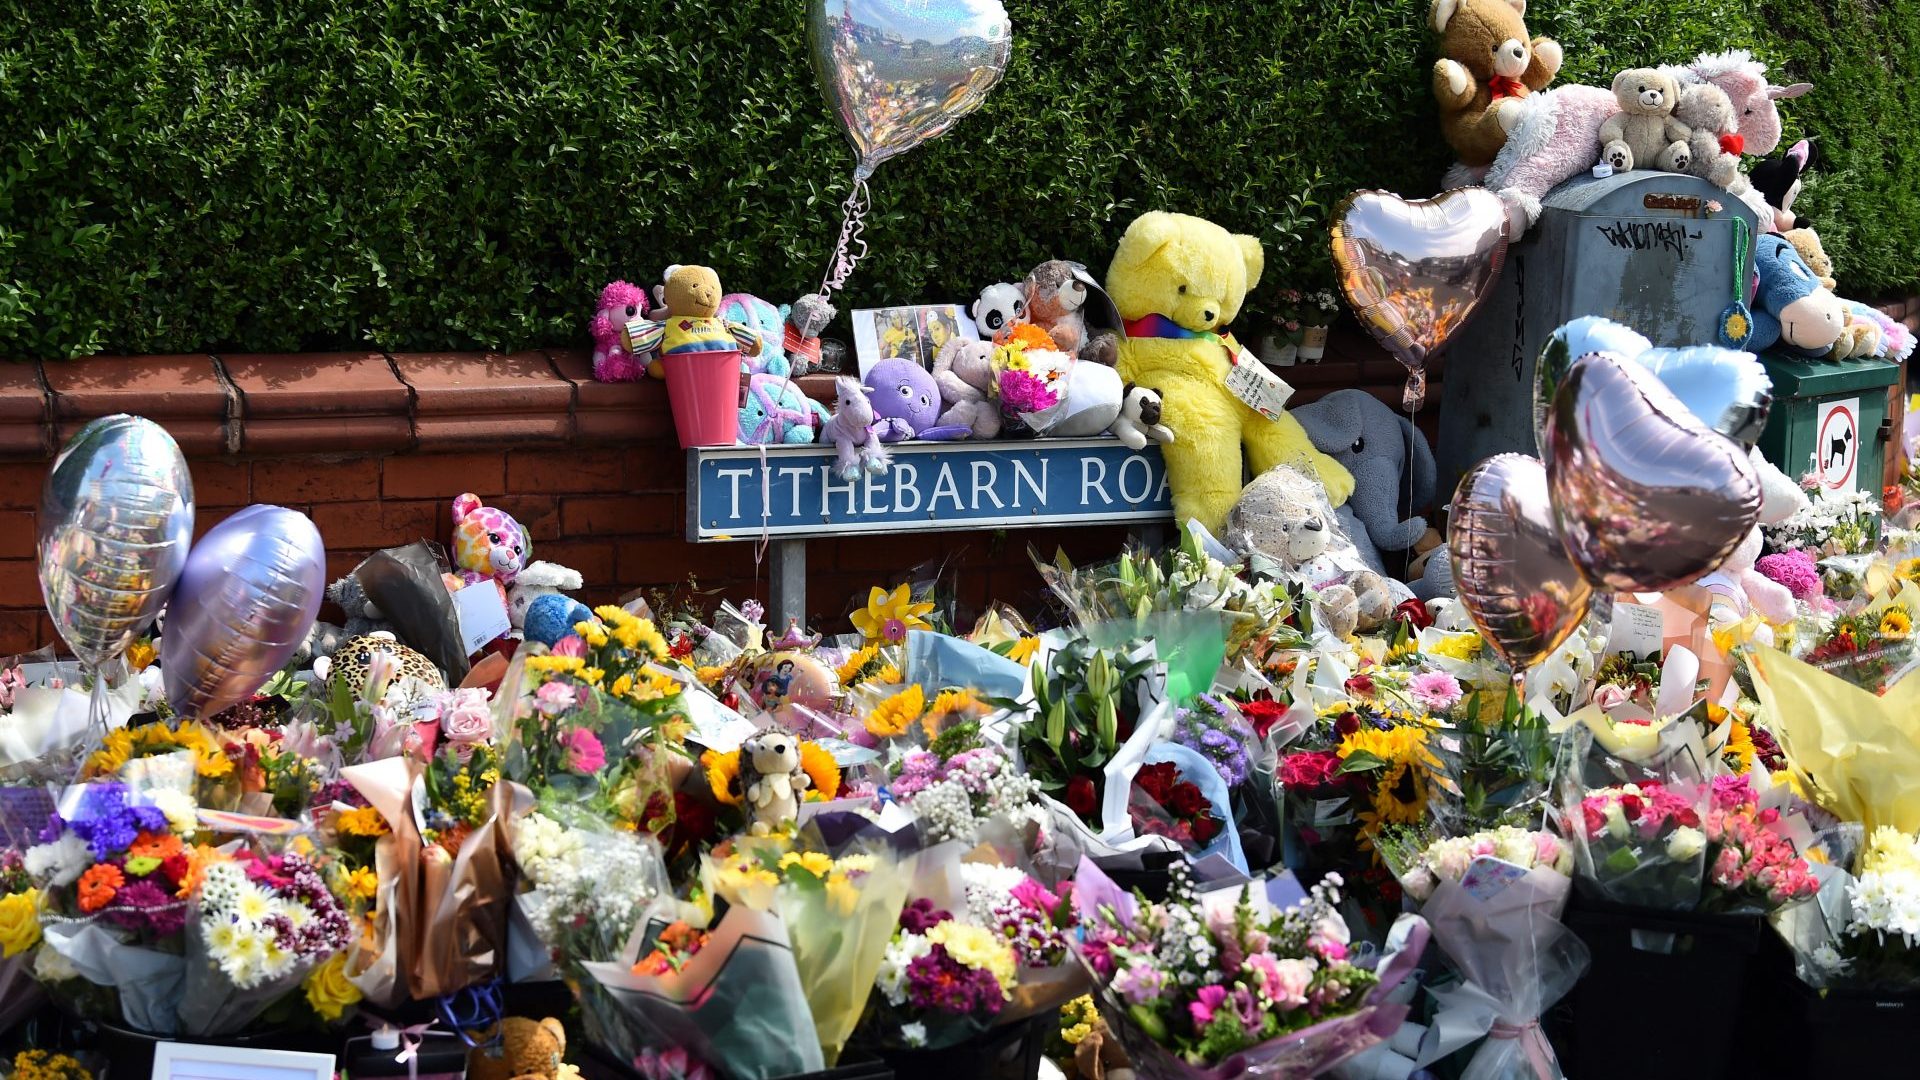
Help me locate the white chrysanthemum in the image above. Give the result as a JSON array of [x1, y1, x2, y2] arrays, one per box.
[[199, 862, 247, 913], [232, 883, 276, 926], [875, 932, 933, 1006], [900, 1022, 927, 1048], [149, 789, 199, 835], [24, 834, 90, 888], [1849, 862, 1920, 946]]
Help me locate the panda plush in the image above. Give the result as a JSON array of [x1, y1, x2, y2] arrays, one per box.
[[969, 281, 1027, 342]]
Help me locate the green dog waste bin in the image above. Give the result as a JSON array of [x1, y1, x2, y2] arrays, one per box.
[[1756, 352, 1899, 498]]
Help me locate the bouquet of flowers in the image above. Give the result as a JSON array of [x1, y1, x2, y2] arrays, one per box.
[[81, 719, 233, 801], [1382, 826, 1586, 1080], [1764, 477, 1880, 558], [1564, 780, 1712, 910], [1071, 858, 1425, 1080], [888, 722, 1045, 847], [179, 845, 355, 1035], [1794, 594, 1918, 695], [956, 862, 1085, 1021], [1010, 640, 1157, 832], [0, 848, 43, 1031], [1695, 774, 1819, 914], [865, 894, 1019, 1050]]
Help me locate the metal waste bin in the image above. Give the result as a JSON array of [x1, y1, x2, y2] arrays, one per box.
[[1436, 172, 1759, 497], [1756, 352, 1899, 497]]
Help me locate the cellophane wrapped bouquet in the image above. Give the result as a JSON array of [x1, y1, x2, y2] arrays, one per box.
[[1071, 857, 1425, 1080]]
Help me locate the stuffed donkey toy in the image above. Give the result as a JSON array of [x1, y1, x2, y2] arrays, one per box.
[[1290, 389, 1438, 575]]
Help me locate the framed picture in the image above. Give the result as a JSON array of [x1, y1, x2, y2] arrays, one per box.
[[851, 304, 979, 378], [152, 1042, 336, 1080]]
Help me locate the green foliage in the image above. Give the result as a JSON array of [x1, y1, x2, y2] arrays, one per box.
[[0, 0, 1911, 360]]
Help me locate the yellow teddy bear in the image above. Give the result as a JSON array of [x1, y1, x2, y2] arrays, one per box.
[[1106, 211, 1353, 535]]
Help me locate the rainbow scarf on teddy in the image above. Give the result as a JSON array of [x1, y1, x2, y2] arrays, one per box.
[[1124, 313, 1243, 361]]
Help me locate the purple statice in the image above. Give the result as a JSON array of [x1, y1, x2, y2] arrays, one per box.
[[904, 945, 1006, 1019], [898, 898, 951, 935], [105, 878, 187, 936], [1172, 695, 1253, 788]]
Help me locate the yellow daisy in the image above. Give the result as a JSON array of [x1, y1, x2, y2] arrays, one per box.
[[866, 685, 925, 738], [125, 640, 157, 672], [849, 584, 935, 645]]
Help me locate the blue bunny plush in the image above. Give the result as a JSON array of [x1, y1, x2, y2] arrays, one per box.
[[1747, 233, 1847, 357], [739, 374, 830, 445], [1289, 389, 1437, 575], [718, 292, 792, 376]]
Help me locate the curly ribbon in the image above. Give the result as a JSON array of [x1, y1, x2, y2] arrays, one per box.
[[435, 978, 504, 1048], [1488, 1019, 1557, 1080], [817, 175, 872, 299]]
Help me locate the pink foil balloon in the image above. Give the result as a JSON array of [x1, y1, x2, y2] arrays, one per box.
[[1448, 454, 1593, 673], [1331, 188, 1512, 412], [1545, 352, 1762, 593]]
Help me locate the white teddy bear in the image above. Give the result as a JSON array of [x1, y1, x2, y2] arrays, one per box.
[[741, 729, 813, 834]]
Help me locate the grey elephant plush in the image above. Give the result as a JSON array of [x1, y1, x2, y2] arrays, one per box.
[[1290, 389, 1437, 574]]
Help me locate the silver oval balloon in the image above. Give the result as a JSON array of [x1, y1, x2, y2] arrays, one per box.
[[39, 415, 195, 668], [1630, 345, 1773, 448], [162, 505, 326, 721], [1545, 352, 1762, 594], [808, 0, 1012, 179], [1533, 317, 1652, 457]]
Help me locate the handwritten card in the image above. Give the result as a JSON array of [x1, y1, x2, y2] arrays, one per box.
[[1606, 600, 1665, 660], [1226, 345, 1296, 419], [1460, 856, 1530, 901]]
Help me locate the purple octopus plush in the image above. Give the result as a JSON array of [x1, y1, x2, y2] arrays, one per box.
[[866, 357, 970, 442]]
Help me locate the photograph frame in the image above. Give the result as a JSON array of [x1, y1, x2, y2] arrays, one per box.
[[151, 1041, 337, 1080], [851, 304, 980, 379]]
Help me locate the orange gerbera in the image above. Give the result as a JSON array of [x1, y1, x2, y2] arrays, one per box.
[[175, 844, 222, 900], [128, 831, 184, 862], [78, 864, 124, 913]]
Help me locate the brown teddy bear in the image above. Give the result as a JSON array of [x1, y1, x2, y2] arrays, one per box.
[[1429, 0, 1562, 167], [1598, 69, 1693, 173], [637, 264, 762, 377], [1023, 260, 1119, 365], [467, 1017, 573, 1080]]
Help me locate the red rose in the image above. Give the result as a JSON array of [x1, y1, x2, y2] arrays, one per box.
[[1393, 600, 1434, 630], [1134, 762, 1179, 804], [159, 853, 191, 886], [1280, 750, 1342, 791], [1169, 782, 1209, 818], [1583, 804, 1606, 837], [1677, 807, 1701, 829], [1334, 711, 1362, 737], [1344, 673, 1376, 698], [1620, 794, 1644, 821], [1238, 699, 1288, 740], [1066, 776, 1099, 818], [1192, 814, 1222, 844]]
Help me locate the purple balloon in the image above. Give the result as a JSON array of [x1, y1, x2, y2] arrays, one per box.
[[161, 505, 326, 721]]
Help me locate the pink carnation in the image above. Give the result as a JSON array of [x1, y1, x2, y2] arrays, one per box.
[[1755, 550, 1822, 600], [999, 370, 1059, 413]]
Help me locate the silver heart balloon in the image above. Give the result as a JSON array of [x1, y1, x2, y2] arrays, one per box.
[[1630, 345, 1773, 448], [162, 505, 326, 721], [1533, 316, 1652, 457], [1447, 453, 1593, 674], [1545, 352, 1762, 594], [808, 0, 1012, 179], [39, 415, 195, 668]]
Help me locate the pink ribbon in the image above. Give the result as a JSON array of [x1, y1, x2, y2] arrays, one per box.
[[1489, 1019, 1557, 1080], [365, 1019, 438, 1080]]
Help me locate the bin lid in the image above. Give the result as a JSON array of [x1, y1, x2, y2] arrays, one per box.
[[1543, 171, 1756, 225], [1760, 353, 1901, 397]]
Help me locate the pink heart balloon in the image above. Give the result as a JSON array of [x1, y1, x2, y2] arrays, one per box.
[[1448, 453, 1594, 674], [1545, 352, 1763, 593], [1331, 188, 1512, 411]]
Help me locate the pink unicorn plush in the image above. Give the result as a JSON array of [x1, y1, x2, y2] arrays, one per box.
[[1465, 50, 1810, 234], [589, 280, 652, 382]]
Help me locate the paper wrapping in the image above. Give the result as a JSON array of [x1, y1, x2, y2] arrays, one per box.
[[583, 906, 825, 1079], [343, 757, 513, 1006], [1751, 645, 1920, 837]]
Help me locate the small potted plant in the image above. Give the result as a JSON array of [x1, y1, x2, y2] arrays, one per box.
[[1298, 288, 1341, 362]]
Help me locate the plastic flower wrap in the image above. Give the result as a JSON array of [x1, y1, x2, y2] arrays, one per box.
[[0, 648, 144, 784], [1071, 858, 1426, 1080], [177, 845, 355, 1035], [1564, 780, 1712, 910], [1381, 826, 1587, 1080], [0, 848, 44, 1033], [703, 819, 917, 1064], [1790, 585, 1919, 695]]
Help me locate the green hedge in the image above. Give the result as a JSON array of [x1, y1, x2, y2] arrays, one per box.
[[0, 0, 1911, 359]]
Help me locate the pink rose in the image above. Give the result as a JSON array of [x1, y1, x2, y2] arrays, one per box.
[[564, 728, 606, 774], [436, 688, 494, 749], [534, 681, 578, 716], [1269, 957, 1315, 1010], [1593, 684, 1629, 711]]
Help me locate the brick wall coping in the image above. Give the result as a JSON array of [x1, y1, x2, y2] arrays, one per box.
[[4, 296, 1913, 461]]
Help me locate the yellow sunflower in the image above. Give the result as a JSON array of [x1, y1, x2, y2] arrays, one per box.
[[125, 640, 157, 672], [921, 688, 979, 740], [866, 685, 925, 738], [1881, 608, 1912, 640], [696, 665, 728, 689], [1722, 718, 1756, 775], [799, 740, 841, 800], [1898, 558, 1920, 585], [850, 585, 935, 645], [703, 748, 743, 806], [876, 664, 904, 685], [1339, 725, 1441, 835], [835, 644, 881, 685]]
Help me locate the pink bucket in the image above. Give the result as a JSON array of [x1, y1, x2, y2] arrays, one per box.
[[661, 350, 743, 448]]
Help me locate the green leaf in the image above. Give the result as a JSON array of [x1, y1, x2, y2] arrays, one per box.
[[1337, 749, 1387, 773]]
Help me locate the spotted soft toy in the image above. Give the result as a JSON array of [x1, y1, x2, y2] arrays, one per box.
[[450, 493, 530, 590]]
